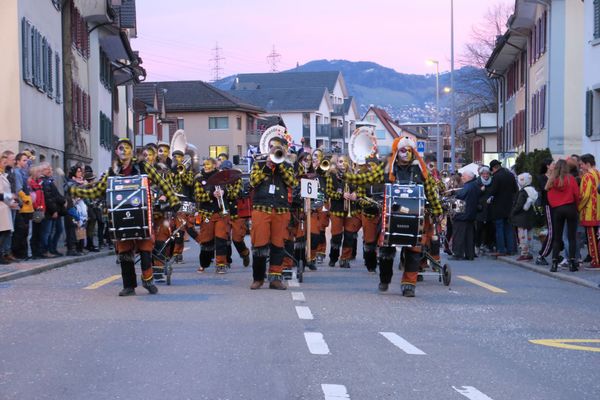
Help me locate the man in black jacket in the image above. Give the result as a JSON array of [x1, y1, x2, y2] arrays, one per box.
[[450, 171, 480, 260], [39, 162, 65, 257], [488, 160, 518, 256]]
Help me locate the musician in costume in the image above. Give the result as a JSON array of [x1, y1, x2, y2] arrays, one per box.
[[312, 151, 330, 263], [326, 155, 361, 268], [249, 128, 298, 290], [220, 160, 251, 267], [169, 148, 195, 263], [70, 138, 180, 296], [345, 137, 442, 297], [157, 142, 172, 169], [188, 158, 237, 274], [356, 160, 382, 273]]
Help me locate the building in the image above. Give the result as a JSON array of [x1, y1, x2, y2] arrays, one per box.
[[583, 0, 600, 152], [1, 0, 65, 169], [229, 71, 358, 152], [486, 0, 584, 165], [134, 80, 265, 161], [360, 107, 427, 158], [463, 112, 498, 166], [397, 122, 463, 170]]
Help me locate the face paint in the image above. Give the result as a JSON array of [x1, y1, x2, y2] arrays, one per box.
[[174, 154, 184, 165], [116, 144, 133, 162], [144, 150, 156, 164], [303, 157, 312, 170], [157, 147, 168, 161], [398, 147, 412, 163], [337, 157, 348, 172]]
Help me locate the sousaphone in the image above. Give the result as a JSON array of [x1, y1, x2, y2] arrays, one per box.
[[170, 129, 200, 173], [348, 127, 378, 165]]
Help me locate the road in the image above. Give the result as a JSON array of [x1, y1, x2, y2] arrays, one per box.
[[0, 242, 599, 400]]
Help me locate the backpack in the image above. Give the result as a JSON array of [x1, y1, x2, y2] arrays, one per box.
[[29, 178, 46, 212]]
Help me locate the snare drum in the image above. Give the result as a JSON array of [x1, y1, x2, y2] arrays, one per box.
[[107, 175, 153, 241], [379, 183, 425, 247]]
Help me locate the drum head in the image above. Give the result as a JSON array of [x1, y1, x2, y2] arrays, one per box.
[[206, 169, 242, 185]]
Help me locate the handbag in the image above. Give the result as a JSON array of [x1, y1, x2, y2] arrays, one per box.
[[32, 208, 45, 223]]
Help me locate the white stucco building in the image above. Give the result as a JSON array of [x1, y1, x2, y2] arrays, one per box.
[[582, 0, 600, 153], [0, 0, 65, 168]]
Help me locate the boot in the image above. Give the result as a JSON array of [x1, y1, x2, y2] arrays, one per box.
[[250, 280, 264, 290], [401, 284, 416, 297], [142, 278, 158, 294], [269, 280, 287, 290], [118, 287, 136, 297], [569, 258, 579, 272], [550, 259, 558, 273], [86, 237, 99, 252]]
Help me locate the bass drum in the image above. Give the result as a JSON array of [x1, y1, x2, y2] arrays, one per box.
[[379, 183, 425, 247]]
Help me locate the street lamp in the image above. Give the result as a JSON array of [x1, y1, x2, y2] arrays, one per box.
[[426, 59, 442, 172]]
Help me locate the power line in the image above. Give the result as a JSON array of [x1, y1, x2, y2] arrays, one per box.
[[266, 45, 281, 72], [210, 42, 225, 82]]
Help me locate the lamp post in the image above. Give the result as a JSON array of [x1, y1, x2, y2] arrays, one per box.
[[450, 0, 456, 172], [426, 59, 442, 171]]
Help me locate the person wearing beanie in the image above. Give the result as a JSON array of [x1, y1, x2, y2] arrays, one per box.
[[475, 165, 495, 255], [511, 173, 538, 261], [70, 137, 180, 296], [343, 136, 443, 298]]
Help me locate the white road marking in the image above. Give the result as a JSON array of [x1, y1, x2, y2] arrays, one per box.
[[452, 386, 494, 400], [291, 292, 306, 301], [379, 332, 426, 355], [321, 384, 350, 399], [304, 332, 330, 355], [296, 306, 314, 320], [288, 278, 300, 287]]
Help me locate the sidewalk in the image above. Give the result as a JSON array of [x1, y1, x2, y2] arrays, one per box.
[[497, 255, 600, 290], [0, 249, 114, 283]]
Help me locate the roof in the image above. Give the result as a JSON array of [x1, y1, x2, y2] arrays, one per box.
[[232, 71, 341, 92], [485, 31, 528, 75], [227, 87, 329, 112], [367, 107, 427, 140], [134, 81, 265, 114]]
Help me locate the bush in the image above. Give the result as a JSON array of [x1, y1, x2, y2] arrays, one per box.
[[514, 148, 552, 190]]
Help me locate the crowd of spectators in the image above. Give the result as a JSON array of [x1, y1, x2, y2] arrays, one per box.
[[0, 149, 110, 264], [445, 154, 600, 272]]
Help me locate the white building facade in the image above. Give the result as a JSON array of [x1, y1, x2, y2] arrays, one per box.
[[583, 0, 600, 153]]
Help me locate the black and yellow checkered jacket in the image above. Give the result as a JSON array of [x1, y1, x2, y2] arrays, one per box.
[[193, 173, 243, 218], [70, 160, 180, 209], [326, 172, 360, 217], [250, 161, 298, 214]]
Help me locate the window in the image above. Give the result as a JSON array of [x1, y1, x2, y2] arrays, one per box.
[[100, 112, 113, 150], [377, 145, 391, 156], [236, 116, 242, 130], [586, 89, 600, 138], [70, 1, 89, 59], [237, 145, 242, 157], [55, 53, 61, 103], [209, 116, 229, 130], [177, 118, 184, 130], [21, 18, 32, 84], [375, 129, 387, 139], [209, 145, 229, 158], [531, 84, 547, 134], [530, 11, 548, 65], [99, 49, 112, 90]]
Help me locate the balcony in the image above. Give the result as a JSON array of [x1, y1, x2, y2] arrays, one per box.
[[316, 124, 331, 137], [330, 127, 344, 139], [331, 103, 345, 115]]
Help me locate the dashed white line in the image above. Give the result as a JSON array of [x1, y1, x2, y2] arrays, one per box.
[[295, 306, 314, 320], [304, 332, 330, 355], [291, 291, 306, 301], [452, 386, 494, 400], [321, 384, 350, 399], [288, 278, 300, 287], [379, 332, 426, 355]]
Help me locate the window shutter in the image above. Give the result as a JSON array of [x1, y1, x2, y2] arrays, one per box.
[[31, 28, 37, 87], [47, 45, 53, 98], [87, 93, 91, 129], [594, 0, 600, 39], [41, 38, 47, 93], [21, 18, 32, 84], [55, 53, 61, 104], [541, 85, 546, 129], [82, 93, 87, 130], [71, 82, 76, 127], [586, 90, 594, 137]]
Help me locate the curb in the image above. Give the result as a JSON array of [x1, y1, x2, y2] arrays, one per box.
[[0, 250, 115, 283], [497, 256, 600, 290]]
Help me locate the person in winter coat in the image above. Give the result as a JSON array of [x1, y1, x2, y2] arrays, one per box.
[[0, 171, 18, 264], [64, 164, 86, 256], [488, 160, 519, 256], [450, 171, 480, 260], [475, 166, 495, 255], [546, 159, 580, 272], [535, 158, 554, 266], [39, 163, 66, 257], [511, 173, 539, 261], [11, 152, 33, 260], [578, 153, 600, 269]]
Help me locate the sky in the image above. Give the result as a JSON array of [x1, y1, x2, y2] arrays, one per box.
[[131, 0, 513, 82]]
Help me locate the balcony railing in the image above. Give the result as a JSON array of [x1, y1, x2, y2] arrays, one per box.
[[316, 124, 331, 137], [331, 103, 345, 115], [330, 127, 344, 139]]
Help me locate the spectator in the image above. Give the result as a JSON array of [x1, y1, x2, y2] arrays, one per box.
[[475, 166, 495, 255], [83, 166, 99, 252], [0, 151, 17, 261], [11, 153, 33, 260], [578, 153, 600, 270], [488, 160, 518, 256], [28, 166, 46, 259], [535, 158, 554, 266], [511, 173, 538, 261], [450, 171, 480, 260], [546, 159, 580, 272], [64, 164, 86, 256], [39, 162, 65, 258], [0, 163, 18, 264]]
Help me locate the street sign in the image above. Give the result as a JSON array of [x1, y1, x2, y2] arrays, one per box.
[[300, 178, 319, 199], [416, 140, 426, 155]]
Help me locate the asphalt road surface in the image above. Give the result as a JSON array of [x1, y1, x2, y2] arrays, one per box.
[[1, 242, 599, 400]]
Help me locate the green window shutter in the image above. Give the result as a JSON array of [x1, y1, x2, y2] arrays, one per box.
[[595, 0, 600, 39], [21, 18, 32, 84], [586, 90, 594, 137]]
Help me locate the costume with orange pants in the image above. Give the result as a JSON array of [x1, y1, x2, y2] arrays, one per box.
[[326, 171, 360, 268], [249, 160, 298, 285], [228, 177, 250, 266]]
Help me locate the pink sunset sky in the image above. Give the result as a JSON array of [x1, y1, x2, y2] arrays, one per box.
[[131, 0, 513, 82]]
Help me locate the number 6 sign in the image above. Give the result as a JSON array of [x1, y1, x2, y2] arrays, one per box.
[[300, 178, 319, 199]]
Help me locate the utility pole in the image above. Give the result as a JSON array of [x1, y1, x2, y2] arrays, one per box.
[[450, 0, 456, 172], [267, 45, 281, 72], [210, 42, 224, 82]]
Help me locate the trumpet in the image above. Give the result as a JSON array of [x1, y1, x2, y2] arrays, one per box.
[[319, 158, 331, 171], [253, 145, 286, 164], [214, 185, 228, 215], [175, 158, 191, 174], [344, 183, 351, 218]]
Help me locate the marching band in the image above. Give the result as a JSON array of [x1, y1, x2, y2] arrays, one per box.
[[71, 125, 452, 297]]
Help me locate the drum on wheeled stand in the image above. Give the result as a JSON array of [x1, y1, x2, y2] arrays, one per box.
[[380, 183, 451, 286]]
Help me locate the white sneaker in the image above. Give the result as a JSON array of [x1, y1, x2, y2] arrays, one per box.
[[558, 259, 569, 270]]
